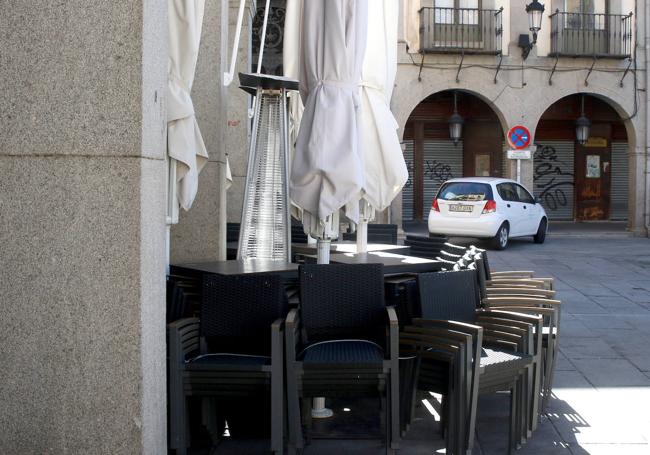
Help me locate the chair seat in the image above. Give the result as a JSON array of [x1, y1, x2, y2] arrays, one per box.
[[299, 340, 384, 368], [480, 347, 531, 372], [187, 353, 270, 367]]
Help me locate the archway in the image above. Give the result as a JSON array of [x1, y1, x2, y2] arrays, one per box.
[[533, 94, 629, 222], [402, 90, 505, 221]]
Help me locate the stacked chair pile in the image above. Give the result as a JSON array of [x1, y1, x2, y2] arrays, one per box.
[[399, 243, 560, 454]]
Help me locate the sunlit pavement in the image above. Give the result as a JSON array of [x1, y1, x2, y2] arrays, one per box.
[[189, 233, 650, 454], [478, 235, 650, 454]]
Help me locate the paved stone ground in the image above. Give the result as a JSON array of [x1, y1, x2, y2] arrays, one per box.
[[189, 233, 650, 454]]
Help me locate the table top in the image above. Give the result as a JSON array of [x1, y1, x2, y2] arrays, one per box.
[[330, 251, 444, 274], [171, 260, 299, 278], [291, 242, 410, 255]]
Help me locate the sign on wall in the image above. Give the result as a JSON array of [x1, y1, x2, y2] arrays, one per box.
[[507, 125, 531, 150]]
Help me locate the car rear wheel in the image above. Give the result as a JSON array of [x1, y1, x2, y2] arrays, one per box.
[[491, 223, 509, 250], [534, 218, 547, 244]]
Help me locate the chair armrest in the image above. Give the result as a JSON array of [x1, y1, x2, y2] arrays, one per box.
[[483, 296, 561, 307], [490, 271, 535, 278], [487, 278, 546, 288], [386, 306, 399, 361], [486, 287, 556, 298], [167, 317, 200, 364], [444, 242, 469, 252], [285, 308, 301, 361]]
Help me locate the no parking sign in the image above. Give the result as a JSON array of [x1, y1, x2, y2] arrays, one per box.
[[507, 125, 531, 150]]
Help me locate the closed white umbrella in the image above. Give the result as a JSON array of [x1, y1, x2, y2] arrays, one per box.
[[167, 0, 208, 211], [356, 0, 408, 252], [290, 0, 368, 264]]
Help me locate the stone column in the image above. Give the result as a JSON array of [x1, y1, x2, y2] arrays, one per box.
[[0, 2, 167, 453]]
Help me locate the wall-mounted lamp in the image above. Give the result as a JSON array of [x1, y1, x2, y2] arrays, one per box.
[[575, 95, 591, 145], [519, 0, 545, 60], [448, 91, 464, 146]]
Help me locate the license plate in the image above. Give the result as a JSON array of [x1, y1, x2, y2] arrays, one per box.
[[449, 204, 473, 213]]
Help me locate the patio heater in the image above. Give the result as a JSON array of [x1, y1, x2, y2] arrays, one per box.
[[237, 72, 299, 261]]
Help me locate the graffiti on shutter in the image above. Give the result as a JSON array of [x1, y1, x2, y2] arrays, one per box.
[[533, 142, 575, 220]]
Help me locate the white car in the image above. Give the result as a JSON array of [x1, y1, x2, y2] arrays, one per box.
[[428, 177, 548, 250]]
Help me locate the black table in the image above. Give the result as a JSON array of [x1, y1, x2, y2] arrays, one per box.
[[292, 241, 410, 258], [171, 260, 299, 281], [329, 251, 445, 274]]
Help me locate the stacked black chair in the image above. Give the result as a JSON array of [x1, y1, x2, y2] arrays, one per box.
[[285, 264, 400, 454], [168, 274, 289, 455], [291, 222, 309, 244], [226, 222, 240, 243], [404, 234, 449, 259], [167, 275, 201, 323], [402, 269, 542, 455], [342, 223, 398, 244]]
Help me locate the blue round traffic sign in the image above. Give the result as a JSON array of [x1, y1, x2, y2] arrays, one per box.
[[507, 125, 531, 150]]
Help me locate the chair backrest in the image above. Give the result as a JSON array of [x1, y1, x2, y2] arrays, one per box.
[[202, 273, 288, 356], [342, 224, 398, 244], [416, 269, 480, 323], [226, 222, 240, 243], [299, 263, 386, 345], [291, 223, 309, 244], [473, 254, 489, 301], [404, 235, 449, 259]]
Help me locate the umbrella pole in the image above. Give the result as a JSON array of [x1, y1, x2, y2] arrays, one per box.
[[313, 237, 334, 418], [316, 238, 330, 264], [356, 220, 368, 253]]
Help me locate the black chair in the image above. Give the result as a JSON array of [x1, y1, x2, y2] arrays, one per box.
[[404, 234, 449, 259], [404, 269, 542, 454], [343, 223, 398, 244], [291, 222, 309, 244], [168, 274, 289, 455], [166, 274, 201, 323], [226, 222, 240, 243], [285, 264, 400, 454]]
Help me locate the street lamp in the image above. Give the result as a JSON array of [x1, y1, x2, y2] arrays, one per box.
[[448, 91, 464, 145], [575, 95, 591, 145], [519, 0, 545, 60]]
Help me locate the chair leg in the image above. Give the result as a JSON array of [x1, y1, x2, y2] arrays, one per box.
[[508, 381, 517, 455], [390, 366, 400, 449], [271, 373, 283, 454], [286, 371, 303, 452]]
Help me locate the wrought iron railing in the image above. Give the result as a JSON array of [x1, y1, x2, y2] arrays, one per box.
[[419, 7, 503, 55], [549, 10, 633, 58]]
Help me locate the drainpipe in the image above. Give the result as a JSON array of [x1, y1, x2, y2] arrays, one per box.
[[645, 1, 650, 236]]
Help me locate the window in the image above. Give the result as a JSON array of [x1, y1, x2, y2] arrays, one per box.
[[438, 182, 493, 201], [514, 184, 536, 204], [435, 0, 480, 25], [497, 183, 518, 202], [565, 0, 607, 29]]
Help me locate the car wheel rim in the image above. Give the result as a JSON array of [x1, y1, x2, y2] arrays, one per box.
[[500, 228, 508, 246]]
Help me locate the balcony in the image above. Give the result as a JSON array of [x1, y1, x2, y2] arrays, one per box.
[[549, 11, 633, 59], [419, 7, 503, 55]]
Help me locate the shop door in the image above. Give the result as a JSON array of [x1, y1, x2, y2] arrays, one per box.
[[575, 125, 611, 220], [463, 122, 503, 177]]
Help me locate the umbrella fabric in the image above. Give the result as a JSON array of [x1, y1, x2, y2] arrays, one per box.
[[290, 0, 369, 237], [167, 0, 208, 210], [359, 0, 408, 212]]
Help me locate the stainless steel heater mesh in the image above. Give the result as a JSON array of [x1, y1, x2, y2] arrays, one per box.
[[237, 73, 296, 261]]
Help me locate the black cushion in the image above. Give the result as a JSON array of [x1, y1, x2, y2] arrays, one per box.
[[188, 353, 270, 366], [300, 340, 384, 367]]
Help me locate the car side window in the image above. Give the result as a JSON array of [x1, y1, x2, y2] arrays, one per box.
[[514, 184, 535, 204], [497, 183, 518, 202]]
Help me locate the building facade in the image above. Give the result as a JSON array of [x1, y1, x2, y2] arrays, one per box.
[[392, 0, 648, 236]]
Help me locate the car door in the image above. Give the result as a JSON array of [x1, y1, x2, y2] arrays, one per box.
[[496, 182, 524, 236], [514, 183, 539, 234]]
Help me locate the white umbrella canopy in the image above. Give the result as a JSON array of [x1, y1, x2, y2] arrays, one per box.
[[167, 0, 208, 211], [290, 0, 369, 248], [356, 0, 408, 252]]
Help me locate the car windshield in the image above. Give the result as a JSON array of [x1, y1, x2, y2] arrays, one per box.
[[437, 182, 493, 201]]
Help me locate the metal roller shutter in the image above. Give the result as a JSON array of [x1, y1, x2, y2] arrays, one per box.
[[422, 140, 464, 216], [610, 143, 628, 220], [533, 142, 575, 220], [402, 140, 415, 220]]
